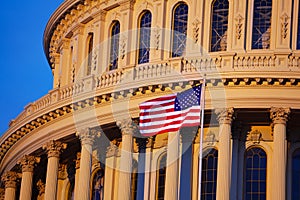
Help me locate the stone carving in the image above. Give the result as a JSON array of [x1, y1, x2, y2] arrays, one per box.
[[43, 140, 67, 158], [120, 36, 127, 59], [249, 130, 262, 144], [281, 13, 289, 39], [235, 14, 243, 39], [192, 19, 200, 43], [75, 152, 81, 169], [204, 131, 216, 146], [153, 26, 161, 50], [270, 107, 290, 124], [17, 155, 40, 173], [58, 164, 68, 180], [1, 171, 19, 189], [262, 27, 271, 49], [215, 107, 235, 124], [36, 179, 45, 200], [0, 188, 4, 200], [106, 140, 119, 157]]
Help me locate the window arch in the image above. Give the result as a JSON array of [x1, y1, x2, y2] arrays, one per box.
[[252, 0, 272, 49], [201, 148, 218, 200], [171, 2, 188, 57], [138, 11, 152, 64], [156, 153, 167, 200], [109, 21, 120, 70], [210, 0, 229, 52], [91, 169, 104, 200], [244, 147, 267, 200], [87, 33, 93, 75], [292, 148, 300, 199]]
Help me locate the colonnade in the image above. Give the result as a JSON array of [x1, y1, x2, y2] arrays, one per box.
[[0, 107, 290, 200]]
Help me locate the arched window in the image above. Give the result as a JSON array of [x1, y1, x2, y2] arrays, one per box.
[[138, 11, 152, 64], [156, 153, 167, 200], [109, 21, 120, 70], [244, 147, 267, 200], [87, 33, 93, 75], [292, 148, 300, 199], [201, 148, 218, 200], [91, 169, 104, 200], [252, 0, 272, 49], [171, 2, 188, 57], [210, 0, 229, 52]]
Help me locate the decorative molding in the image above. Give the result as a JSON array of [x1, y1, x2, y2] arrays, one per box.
[[280, 13, 289, 39], [17, 155, 40, 173], [192, 19, 200, 43], [116, 119, 139, 136], [36, 179, 45, 196], [120, 35, 127, 59], [235, 14, 243, 39], [43, 140, 67, 158], [248, 130, 262, 144], [76, 127, 101, 146], [58, 164, 68, 180], [204, 131, 216, 146], [153, 26, 161, 50]]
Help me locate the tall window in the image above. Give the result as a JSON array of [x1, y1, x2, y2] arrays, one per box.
[[292, 149, 300, 199], [201, 148, 218, 200], [211, 0, 229, 52], [297, 2, 300, 49], [156, 153, 167, 200], [171, 3, 188, 57], [91, 169, 104, 200], [109, 21, 120, 70], [244, 147, 267, 200], [87, 33, 93, 75], [138, 11, 152, 64], [252, 0, 272, 49]]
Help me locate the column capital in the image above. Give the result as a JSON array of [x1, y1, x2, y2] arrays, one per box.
[[215, 107, 235, 125], [17, 155, 40, 173], [43, 140, 67, 158], [75, 152, 81, 169], [270, 107, 290, 125], [117, 119, 138, 136], [1, 171, 20, 189], [36, 179, 45, 196], [76, 128, 101, 146]]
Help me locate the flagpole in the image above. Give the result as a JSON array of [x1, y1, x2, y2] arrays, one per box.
[[198, 75, 206, 200]]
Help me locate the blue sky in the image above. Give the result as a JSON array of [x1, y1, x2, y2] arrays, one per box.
[[0, 0, 64, 134]]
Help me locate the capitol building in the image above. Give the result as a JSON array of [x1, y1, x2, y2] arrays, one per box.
[[1, 0, 300, 199]]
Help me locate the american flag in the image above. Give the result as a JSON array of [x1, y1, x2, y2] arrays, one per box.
[[139, 85, 202, 136]]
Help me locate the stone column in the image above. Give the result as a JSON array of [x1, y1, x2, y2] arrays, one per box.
[[1, 171, 19, 200], [270, 107, 290, 200], [73, 152, 81, 200], [215, 107, 234, 200], [164, 131, 180, 200], [76, 128, 99, 200], [18, 155, 40, 200], [57, 164, 68, 200], [117, 119, 136, 200], [136, 138, 147, 200], [179, 127, 197, 199], [144, 136, 155, 200], [104, 141, 118, 200], [43, 140, 67, 200]]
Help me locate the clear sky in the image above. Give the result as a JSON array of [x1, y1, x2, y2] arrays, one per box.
[[0, 0, 64, 134]]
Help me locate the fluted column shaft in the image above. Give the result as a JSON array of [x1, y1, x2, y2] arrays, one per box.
[[117, 119, 136, 200], [18, 155, 40, 200], [164, 131, 180, 200], [2, 171, 19, 200], [76, 128, 98, 200], [43, 140, 67, 200], [74, 152, 81, 200], [270, 107, 290, 200], [215, 108, 234, 200]]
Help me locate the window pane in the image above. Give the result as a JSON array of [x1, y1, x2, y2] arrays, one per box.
[[138, 11, 152, 64], [171, 3, 188, 57], [211, 0, 229, 52], [109, 21, 120, 70], [292, 149, 300, 199], [201, 148, 218, 200], [244, 147, 267, 200], [252, 0, 272, 49], [157, 154, 167, 200]]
